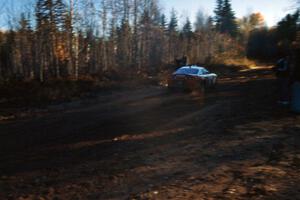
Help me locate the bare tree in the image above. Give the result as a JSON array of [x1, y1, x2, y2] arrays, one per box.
[[0, 0, 256, 82], [100, 0, 108, 71]]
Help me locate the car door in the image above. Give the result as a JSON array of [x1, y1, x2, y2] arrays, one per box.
[[199, 69, 209, 85]]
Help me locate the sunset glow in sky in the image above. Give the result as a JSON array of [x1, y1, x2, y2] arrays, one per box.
[[162, 0, 293, 27], [0, 0, 294, 28]]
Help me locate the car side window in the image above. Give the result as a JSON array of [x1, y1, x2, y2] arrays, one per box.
[[203, 69, 209, 74]]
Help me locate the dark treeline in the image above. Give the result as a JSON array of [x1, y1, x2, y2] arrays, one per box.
[[0, 0, 299, 82], [247, 10, 300, 60]]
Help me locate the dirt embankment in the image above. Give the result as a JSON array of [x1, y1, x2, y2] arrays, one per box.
[[0, 67, 300, 200]]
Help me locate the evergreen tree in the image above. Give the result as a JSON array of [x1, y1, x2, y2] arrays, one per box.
[[168, 9, 178, 33], [18, 13, 33, 78], [206, 17, 214, 30], [160, 14, 167, 31], [182, 17, 193, 38], [214, 0, 237, 37], [139, 9, 152, 69], [181, 17, 193, 63], [167, 9, 178, 63], [277, 10, 299, 43], [195, 10, 207, 31], [117, 19, 132, 68], [35, 0, 68, 80], [53, 0, 66, 31], [222, 0, 237, 37], [214, 0, 224, 31], [36, 0, 65, 30]]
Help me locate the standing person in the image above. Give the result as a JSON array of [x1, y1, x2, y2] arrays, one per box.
[[291, 44, 300, 113], [273, 55, 292, 105]]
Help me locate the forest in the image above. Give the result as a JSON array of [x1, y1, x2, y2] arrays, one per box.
[[0, 0, 299, 83]]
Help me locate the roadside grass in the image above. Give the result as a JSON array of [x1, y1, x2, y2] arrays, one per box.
[[0, 78, 120, 110]]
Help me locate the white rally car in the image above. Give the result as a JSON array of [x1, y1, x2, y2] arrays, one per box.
[[168, 65, 217, 90]]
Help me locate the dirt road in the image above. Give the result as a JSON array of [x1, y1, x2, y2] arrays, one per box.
[[0, 68, 300, 200]]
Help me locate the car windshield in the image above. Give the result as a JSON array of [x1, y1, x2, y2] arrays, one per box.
[[175, 68, 199, 75]]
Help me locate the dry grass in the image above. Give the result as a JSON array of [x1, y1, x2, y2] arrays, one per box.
[[222, 57, 257, 69]]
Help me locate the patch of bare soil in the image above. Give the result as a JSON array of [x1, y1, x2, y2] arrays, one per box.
[[0, 67, 299, 200]]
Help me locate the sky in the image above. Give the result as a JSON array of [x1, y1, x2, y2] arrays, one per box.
[[0, 0, 295, 29], [162, 0, 294, 27]]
